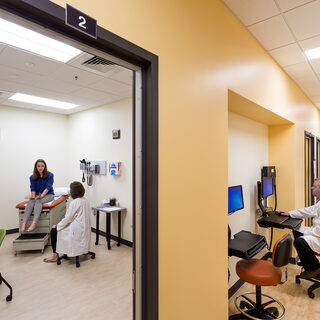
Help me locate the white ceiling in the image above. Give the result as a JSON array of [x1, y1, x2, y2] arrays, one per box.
[[0, 29, 132, 115], [222, 0, 320, 109]]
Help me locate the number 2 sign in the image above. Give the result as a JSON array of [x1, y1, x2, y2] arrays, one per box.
[[66, 4, 97, 39]]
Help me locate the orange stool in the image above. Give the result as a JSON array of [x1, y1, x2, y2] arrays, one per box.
[[229, 234, 292, 320]]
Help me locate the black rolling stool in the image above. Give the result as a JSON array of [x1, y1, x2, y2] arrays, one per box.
[[57, 251, 96, 268]]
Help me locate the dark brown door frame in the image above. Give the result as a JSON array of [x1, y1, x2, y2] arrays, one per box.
[[305, 131, 315, 208], [316, 137, 320, 179], [0, 1, 158, 319]]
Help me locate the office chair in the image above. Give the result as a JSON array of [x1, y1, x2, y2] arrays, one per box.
[[57, 251, 96, 268], [295, 251, 320, 299], [229, 234, 292, 320], [0, 229, 13, 301]]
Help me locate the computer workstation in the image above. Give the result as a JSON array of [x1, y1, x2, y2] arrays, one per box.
[[228, 185, 267, 260], [256, 167, 302, 231]]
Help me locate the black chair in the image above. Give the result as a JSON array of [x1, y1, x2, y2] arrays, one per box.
[[296, 251, 320, 299], [0, 229, 13, 301], [57, 251, 96, 268], [229, 234, 292, 320]]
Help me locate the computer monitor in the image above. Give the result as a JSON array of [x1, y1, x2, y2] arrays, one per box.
[[262, 177, 273, 198], [228, 185, 244, 214]]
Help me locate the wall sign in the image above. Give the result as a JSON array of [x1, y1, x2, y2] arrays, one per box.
[[66, 4, 97, 39]]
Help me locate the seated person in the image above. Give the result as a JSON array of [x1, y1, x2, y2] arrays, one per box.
[[280, 178, 320, 279], [21, 159, 54, 232], [43, 181, 91, 262]]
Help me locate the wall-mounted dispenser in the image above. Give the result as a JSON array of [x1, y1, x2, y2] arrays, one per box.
[[108, 162, 121, 176]]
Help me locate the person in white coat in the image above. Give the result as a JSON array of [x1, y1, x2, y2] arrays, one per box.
[[43, 181, 91, 263], [279, 178, 320, 279]]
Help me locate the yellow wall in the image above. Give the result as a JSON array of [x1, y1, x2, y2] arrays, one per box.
[[50, 1, 320, 318]]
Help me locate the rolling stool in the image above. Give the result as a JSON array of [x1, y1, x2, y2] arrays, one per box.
[[0, 229, 13, 301], [57, 251, 96, 268], [296, 251, 320, 299], [229, 234, 292, 320]]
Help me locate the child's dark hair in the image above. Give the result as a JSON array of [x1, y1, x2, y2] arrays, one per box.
[[70, 181, 85, 199]]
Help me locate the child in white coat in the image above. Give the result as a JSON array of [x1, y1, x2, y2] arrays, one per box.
[[43, 181, 91, 263]]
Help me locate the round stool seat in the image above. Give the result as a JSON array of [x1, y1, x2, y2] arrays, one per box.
[[236, 259, 282, 286]]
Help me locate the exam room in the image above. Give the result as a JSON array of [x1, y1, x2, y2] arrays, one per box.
[[0, 11, 133, 320]]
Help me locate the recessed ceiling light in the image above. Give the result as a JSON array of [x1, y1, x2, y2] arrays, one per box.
[[9, 93, 79, 110], [304, 47, 320, 60], [0, 18, 82, 63]]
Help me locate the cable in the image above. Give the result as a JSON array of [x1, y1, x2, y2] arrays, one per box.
[[267, 227, 273, 251]]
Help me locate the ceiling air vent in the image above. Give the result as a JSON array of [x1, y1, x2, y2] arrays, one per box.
[[68, 52, 122, 77]]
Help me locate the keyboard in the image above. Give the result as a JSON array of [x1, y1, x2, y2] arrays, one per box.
[[266, 211, 290, 224]]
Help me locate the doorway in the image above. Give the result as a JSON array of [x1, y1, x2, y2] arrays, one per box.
[[0, 1, 158, 319]]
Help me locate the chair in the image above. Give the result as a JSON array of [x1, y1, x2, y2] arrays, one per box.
[[57, 251, 96, 268], [295, 251, 320, 299], [0, 229, 13, 301], [229, 234, 292, 320]]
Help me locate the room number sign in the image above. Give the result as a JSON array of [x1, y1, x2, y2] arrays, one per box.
[[66, 4, 97, 39]]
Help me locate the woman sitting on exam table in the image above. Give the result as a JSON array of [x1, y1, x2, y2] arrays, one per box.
[[21, 159, 54, 232], [43, 181, 91, 263]]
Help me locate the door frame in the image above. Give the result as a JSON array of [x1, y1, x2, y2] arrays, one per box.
[[0, 1, 158, 319]]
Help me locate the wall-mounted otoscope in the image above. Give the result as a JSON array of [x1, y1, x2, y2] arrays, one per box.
[[79, 159, 107, 186]]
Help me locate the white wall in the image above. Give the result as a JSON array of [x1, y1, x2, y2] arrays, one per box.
[[0, 105, 69, 230], [67, 98, 133, 241], [228, 112, 269, 288]]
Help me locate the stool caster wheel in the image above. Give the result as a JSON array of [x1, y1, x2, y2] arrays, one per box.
[[308, 292, 315, 299], [57, 260, 61, 265], [95, 242, 98, 245], [76, 263, 80, 268], [6, 295, 12, 302], [239, 301, 246, 309], [296, 276, 301, 284], [14, 252, 17, 256], [91, 253, 96, 259]]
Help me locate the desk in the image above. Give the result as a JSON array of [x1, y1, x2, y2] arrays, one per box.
[[92, 206, 126, 250]]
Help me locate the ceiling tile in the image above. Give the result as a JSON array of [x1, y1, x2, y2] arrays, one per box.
[[276, 0, 314, 12], [294, 74, 320, 95], [0, 45, 64, 76], [269, 43, 306, 66], [299, 34, 320, 52], [109, 69, 133, 85], [248, 15, 295, 50], [222, 0, 280, 26], [69, 87, 122, 103], [0, 64, 43, 86], [283, 61, 314, 78], [50, 64, 105, 87], [0, 42, 6, 53], [284, 0, 320, 40], [88, 77, 132, 97], [32, 76, 80, 94]]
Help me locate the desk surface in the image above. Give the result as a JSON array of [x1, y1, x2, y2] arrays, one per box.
[[92, 206, 126, 213]]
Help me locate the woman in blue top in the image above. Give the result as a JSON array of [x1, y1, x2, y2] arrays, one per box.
[[21, 159, 54, 232]]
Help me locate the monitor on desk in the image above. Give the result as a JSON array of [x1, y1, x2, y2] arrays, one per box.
[[228, 185, 244, 215], [262, 177, 273, 198]]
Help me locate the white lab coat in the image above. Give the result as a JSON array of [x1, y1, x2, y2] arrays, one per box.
[[56, 197, 91, 257], [290, 201, 320, 253]]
